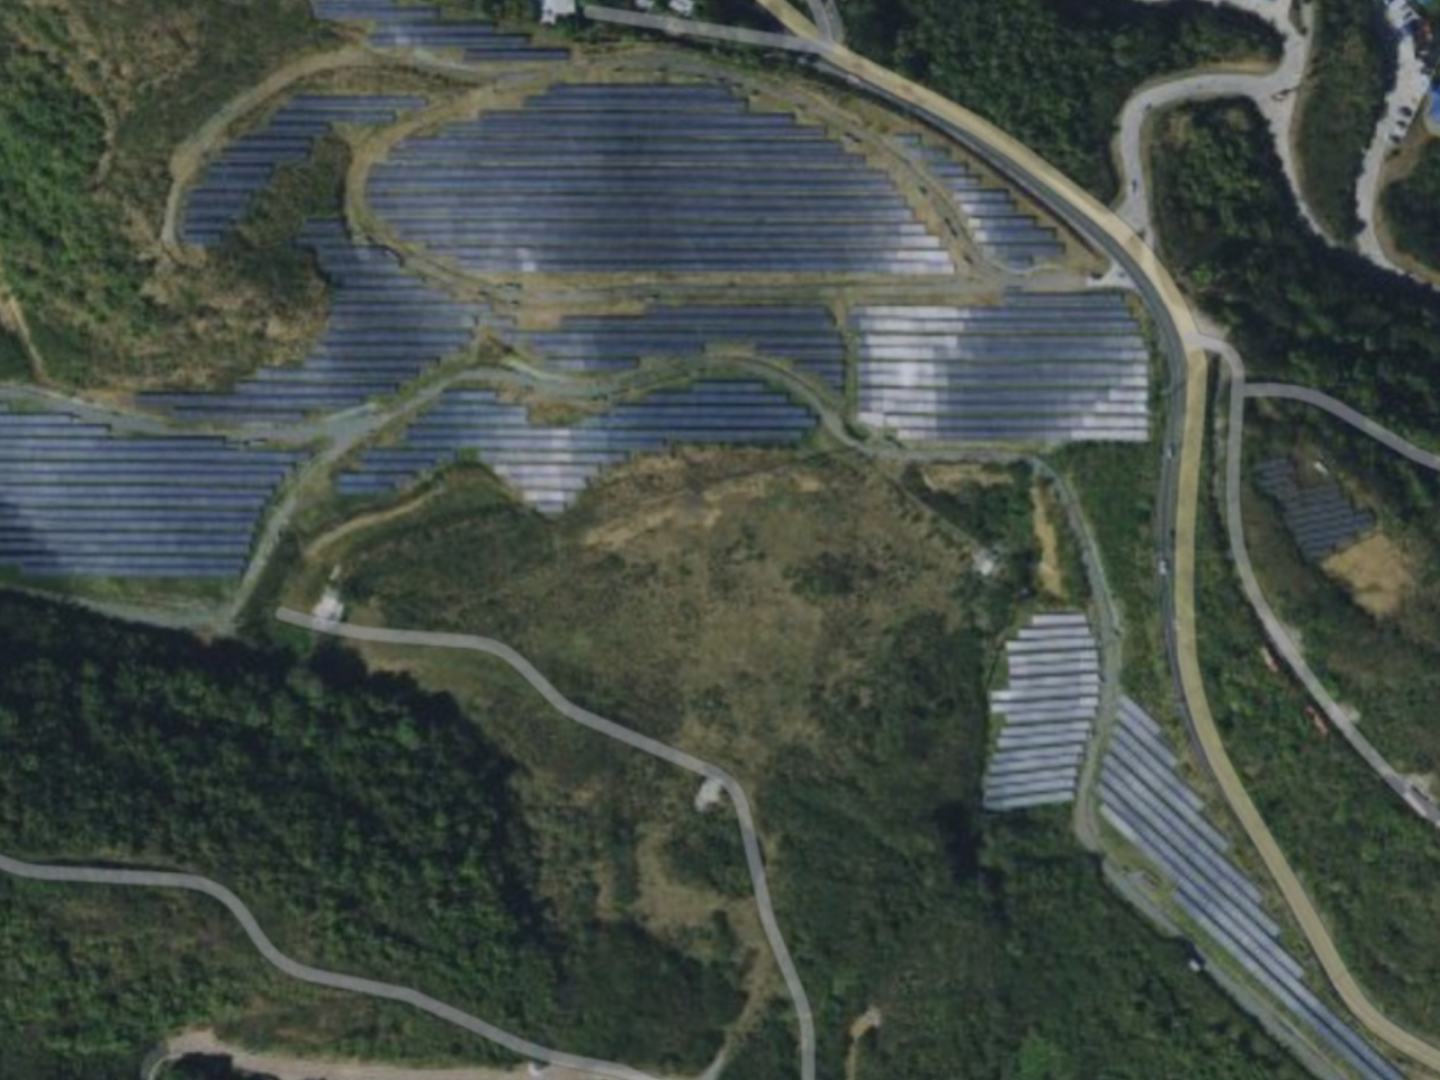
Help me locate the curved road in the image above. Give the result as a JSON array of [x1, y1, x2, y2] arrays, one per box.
[[1217, 350, 1440, 828], [275, 608, 818, 1080], [1116, 0, 1320, 241], [1245, 381, 1440, 471], [0, 852, 660, 1080], [747, 0, 1440, 1073]]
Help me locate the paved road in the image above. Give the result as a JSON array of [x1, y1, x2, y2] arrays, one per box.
[[1215, 346, 1440, 828], [1245, 382, 1440, 470], [0, 852, 660, 1080], [746, 1, 1440, 1072], [276, 608, 818, 1080], [582, 5, 822, 53], [1355, 7, 1430, 272], [1115, 0, 1318, 241], [801, 0, 843, 43]]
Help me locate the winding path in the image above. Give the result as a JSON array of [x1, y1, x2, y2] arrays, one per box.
[[275, 608, 817, 1080], [0, 852, 660, 1080], [1245, 381, 1440, 470]]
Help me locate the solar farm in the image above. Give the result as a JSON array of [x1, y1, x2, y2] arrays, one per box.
[[0, 407, 297, 579], [368, 82, 957, 275], [337, 380, 817, 513], [514, 304, 846, 391], [46, 55, 1148, 589], [312, 0, 569, 62], [146, 220, 494, 424], [852, 290, 1150, 443], [1101, 699, 1402, 1080], [1254, 457, 1375, 562], [982, 612, 1099, 812], [182, 95, 425, 248], [897, 135, 1065, 270]]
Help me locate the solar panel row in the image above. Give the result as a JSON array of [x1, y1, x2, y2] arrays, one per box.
[[143, 219, 497, 424], [182, 95, 425, 248], [853, 290, 1150, 445], [897, 135, 1065, 270], [982, 612, 1098, 811], [515, 304, 845, 391], [311, 0, 568, 61], [1254, 457, 1374, 561], [0, 408, 298, 579], [1101, 698, 1401, 1080], [335, 379, 817, 513], [369, 81, 955, 276]]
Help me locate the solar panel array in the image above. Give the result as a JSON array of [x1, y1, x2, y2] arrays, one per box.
[[517, 304, 846, 391], [897, 135, 1065, 270], [337, 379, 817, 512], [852, 290, 1149, 444], [369, 82, 955, 275], [142, 220, 493, 424], [1254, 457, 1375, 561], [1101, 698, 1402, 1080], [182, 95, 424, 247], [0, 407, 298, 579], [311, 0, 569, 62], [983, 612, 1099, 812]]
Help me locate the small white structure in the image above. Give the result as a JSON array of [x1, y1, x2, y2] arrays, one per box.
[[540, 0, 576, 25], [668, 0, 696, 15]]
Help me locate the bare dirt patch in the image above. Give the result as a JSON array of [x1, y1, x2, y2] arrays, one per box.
[[1031, 482, 1066, 599], [1322, 531, 1413, 618]]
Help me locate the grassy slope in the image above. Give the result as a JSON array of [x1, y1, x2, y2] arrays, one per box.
[[1153, 98, 1440, 445], [1381, 137, 1440, 269], [0, 1, 341, 387], [1296, 0, 1391, 241], [285, 451, 1309, 1078], [1240, 399, 1440, 776], [835, 0, 1281, 201]]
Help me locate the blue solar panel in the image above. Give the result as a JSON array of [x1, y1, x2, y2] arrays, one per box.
[[0, 405, 298, 581], [1101, 699, 1402, 1080], [181, 94, 425, 248], [336, 380, 816, 511]]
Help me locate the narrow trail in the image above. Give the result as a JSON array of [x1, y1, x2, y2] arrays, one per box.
[[275, 608, 818, 1080], [0, 852, 660, 1080]]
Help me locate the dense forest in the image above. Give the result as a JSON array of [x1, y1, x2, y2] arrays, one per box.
[[1382, 138, 1440, 270], [0, 590, 742, 1075], [1154, 98, 1440, 444], [835, 0, 1281, 200], [1296, 0, 1392, 240]]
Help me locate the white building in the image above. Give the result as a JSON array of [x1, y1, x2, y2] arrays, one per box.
[[540, 0, 576, 25]]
